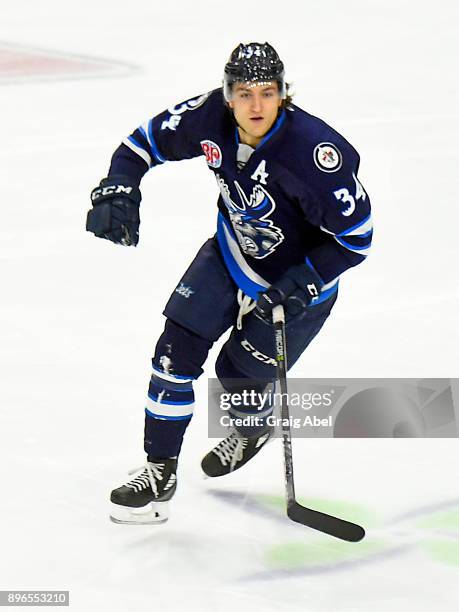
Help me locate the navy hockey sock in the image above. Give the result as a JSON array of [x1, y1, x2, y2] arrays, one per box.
[[144, 366, 195, 459]]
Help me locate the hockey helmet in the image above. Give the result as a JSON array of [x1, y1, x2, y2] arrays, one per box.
[[223, 42, 286, 101]]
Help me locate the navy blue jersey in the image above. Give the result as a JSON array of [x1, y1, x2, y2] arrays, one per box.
[[109, 89, 372, 302]]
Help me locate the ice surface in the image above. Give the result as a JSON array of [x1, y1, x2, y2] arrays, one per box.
[[1, 1, 458, 610]]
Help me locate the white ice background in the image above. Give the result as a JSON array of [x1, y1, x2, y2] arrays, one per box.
[[1, 1, 458, 610]]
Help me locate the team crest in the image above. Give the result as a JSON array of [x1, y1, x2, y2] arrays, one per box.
[[201, 140, 222, 168], [313, 142, 342, 173], [215, 175, 284, 259]]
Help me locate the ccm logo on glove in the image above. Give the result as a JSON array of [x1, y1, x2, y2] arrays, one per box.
[[86, 175, 142, 247], [91, 184, 134, 201]]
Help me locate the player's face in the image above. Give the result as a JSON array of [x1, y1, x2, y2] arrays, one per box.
[[229, 82, 282, 147]]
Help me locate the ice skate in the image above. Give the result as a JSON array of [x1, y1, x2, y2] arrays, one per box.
[[110, 458, 177, 525], [201, 429, 272, 477]]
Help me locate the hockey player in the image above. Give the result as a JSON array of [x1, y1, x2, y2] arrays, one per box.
[[86, 42, 372, 524]]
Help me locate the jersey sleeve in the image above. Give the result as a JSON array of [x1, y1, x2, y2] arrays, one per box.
[[300, 139, 373, 284], [108, 91, 215, 184]]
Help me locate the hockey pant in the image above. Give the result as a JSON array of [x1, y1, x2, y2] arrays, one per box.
[[144, 237, 337, 460]]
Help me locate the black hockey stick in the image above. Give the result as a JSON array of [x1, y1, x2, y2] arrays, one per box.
[[272, 305, 365, 542]]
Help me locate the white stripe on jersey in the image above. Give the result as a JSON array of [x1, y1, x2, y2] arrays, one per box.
[[141, 121, 154, 151], [122, 136, 152, 167], [221, 221, 270, 289], [342, 216, 373, 237], [334, 236, 372, 256], [320, 215, 373, 238], [321, 276, 339, 291]]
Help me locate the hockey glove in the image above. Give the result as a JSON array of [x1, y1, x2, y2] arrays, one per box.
[[256, 264, 324, 318], [86, 175, 141, 246]]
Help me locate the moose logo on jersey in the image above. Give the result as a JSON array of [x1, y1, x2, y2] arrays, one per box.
[[215, 175, 284, 259]]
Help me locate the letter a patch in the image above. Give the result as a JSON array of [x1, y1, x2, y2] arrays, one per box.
[[251, 160, 269, 185]]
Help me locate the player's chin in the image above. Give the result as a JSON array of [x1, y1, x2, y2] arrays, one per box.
[[247, 122, 269, 137]]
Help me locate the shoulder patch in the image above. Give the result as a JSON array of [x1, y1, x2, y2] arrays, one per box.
[[313, 142, 342, 173], [201, 140, 222, 168]]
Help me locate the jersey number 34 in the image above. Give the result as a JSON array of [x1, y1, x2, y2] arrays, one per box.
[[333, 173, 366, 217]]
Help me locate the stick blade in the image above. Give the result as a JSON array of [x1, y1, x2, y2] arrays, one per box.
[[287, 501, 365, 542]]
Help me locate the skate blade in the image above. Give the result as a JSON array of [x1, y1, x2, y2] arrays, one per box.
[[109, 501, 169, 525]]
